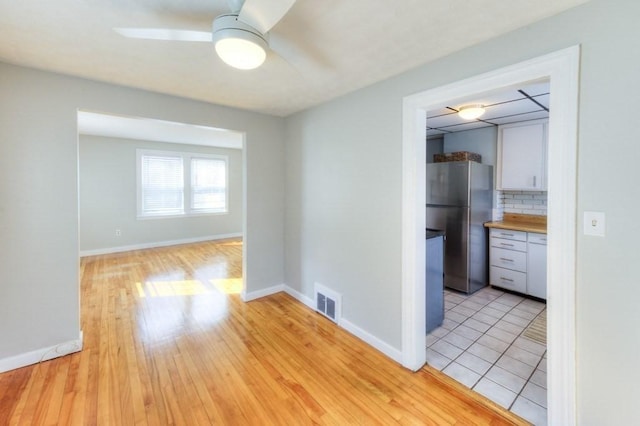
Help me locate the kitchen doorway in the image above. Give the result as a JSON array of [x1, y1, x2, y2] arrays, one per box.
[[424, 80, 549, 423], [401, 46, 579, 425]]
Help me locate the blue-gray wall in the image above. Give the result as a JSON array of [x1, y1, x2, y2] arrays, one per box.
[[444, 126, 498, 167]]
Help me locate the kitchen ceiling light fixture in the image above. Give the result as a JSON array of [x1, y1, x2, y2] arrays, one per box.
[[458, 104, 486, 120], [212, 14, 268, 70]]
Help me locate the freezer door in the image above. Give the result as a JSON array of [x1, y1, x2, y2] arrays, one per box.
[[426, 205, 469, 292], [426, 162, 470, 206]]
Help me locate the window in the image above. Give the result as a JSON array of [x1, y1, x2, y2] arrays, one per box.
[[140, 154, 184, 216], [190, 157, 226, 212], [137, 149, 228, 218]]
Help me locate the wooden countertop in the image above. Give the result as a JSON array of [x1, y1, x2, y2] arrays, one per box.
[[484, 213, 547, 234]]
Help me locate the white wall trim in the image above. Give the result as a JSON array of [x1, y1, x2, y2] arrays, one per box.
[[339, 318, 403, 364], [401, 46, 580, 425], [79, 233, 242, 257], [242, 284, 284, 302], [282, 285, 403, 364], [401, 98, 428, 371], [0, 331, 83, 373], [283, 285, 315, 309]]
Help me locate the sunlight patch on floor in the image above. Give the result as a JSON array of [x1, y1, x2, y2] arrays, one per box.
[[211, 278, 243, 294], [136, 280, 209, 297]]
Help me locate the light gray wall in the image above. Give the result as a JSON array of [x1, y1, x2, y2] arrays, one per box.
[[0, 63, 284, 362], [284, 0, 640, 423], [443, 126, 498, 167], [79, 136, 243, 252]]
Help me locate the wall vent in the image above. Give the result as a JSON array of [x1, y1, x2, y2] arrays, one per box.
[[314, 282, 341, 324]]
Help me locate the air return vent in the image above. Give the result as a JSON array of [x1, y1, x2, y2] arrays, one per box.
[[314, 282, 341, 324]]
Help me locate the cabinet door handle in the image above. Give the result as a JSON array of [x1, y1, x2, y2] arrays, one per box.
[[499, 257, 514, 262], [500, 242, 514, 247], [500, 277, 514, 282], [533, 175, 537, 187]]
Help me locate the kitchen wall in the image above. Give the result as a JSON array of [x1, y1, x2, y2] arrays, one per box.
[[426, 136, 443, 163], [79, 135, 243, 254], [0, 62, 285, 370], [442, 126, 498, 167], [284, 0, 640, 423]]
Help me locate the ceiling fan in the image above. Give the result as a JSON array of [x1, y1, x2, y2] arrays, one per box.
[[114, 0, 297, 70]]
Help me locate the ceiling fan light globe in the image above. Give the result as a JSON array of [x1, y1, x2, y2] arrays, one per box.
[[215, 37, 266, 70], [458, 104, 486, 120], [212, 14, 269, 70]]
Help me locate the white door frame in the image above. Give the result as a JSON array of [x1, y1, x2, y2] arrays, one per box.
[[401, 46, 580, 425]]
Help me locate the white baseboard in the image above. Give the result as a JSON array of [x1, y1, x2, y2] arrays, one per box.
[[339, 318, 403, 364], [242, 284, 285, 302], [0, 331, 84, 373], [80, 233, 243, 257], [283, 285, 315, 309], [281, 285, 402, 364]]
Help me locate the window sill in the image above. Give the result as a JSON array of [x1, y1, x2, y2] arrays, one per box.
[[137, 211, 228, 220]]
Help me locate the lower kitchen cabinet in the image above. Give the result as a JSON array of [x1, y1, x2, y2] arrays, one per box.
[[489, 229, 547, 299], [490, 265, 526, 293]]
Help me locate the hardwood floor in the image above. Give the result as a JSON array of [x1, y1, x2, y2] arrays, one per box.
[[0, 239, 528, 425]]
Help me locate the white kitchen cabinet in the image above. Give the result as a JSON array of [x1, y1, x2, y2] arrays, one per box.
[[489, 229, 527, 294], [489, 229, 547, 299], [497, 119, 548, 190], [527, 232, 547, 299]]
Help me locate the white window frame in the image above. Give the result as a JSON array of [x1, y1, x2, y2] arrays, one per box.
[[136, 149, 229, 219]]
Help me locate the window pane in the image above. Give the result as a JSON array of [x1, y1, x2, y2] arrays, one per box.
[[141, 155, 184, 215], [191, 157, 226, 212]]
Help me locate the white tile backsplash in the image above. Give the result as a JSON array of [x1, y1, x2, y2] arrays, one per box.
[[497, 190, 547, 217]]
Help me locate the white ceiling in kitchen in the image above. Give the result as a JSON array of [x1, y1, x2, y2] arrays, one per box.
[[426, 81, 550, 138], [0, 1, 586, 117]]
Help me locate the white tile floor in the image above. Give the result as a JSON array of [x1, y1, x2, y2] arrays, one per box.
[[426, 286, 547, 425]]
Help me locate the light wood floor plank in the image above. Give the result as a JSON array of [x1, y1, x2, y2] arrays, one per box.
[[0, 239, 527, 425]]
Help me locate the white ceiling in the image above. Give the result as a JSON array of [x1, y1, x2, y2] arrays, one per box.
[[427, 81, 550, 137], [0, 0, 587, 117]]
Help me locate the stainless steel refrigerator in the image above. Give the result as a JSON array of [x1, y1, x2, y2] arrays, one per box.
[[426, 161, 493, 294]]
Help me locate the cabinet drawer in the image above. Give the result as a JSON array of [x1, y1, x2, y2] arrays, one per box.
[[490, 237, 527, 252], [490, 247, 527, 272], [490, 266, 527, 293], [490, 228, 527, 241], [528, 232, 547, 245]]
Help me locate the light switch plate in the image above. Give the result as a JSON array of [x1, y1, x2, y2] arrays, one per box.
[[583, 211, 605, 237]]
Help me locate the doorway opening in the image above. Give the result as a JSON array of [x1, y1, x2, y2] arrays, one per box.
[[76, 111, 245, 257], [424, 81, 550, 422], [401, 46, 579, 425], [76, 110, 247, 323]]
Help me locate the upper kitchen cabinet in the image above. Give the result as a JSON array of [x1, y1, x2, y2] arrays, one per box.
[[496, 119, 548, 191]]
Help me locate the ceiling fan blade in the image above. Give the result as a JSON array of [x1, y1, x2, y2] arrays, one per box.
[[114, 28, 212, 42], [269, 32, 332, 72], [238, 0, 296, 34], [226, 0, 245, 13]]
